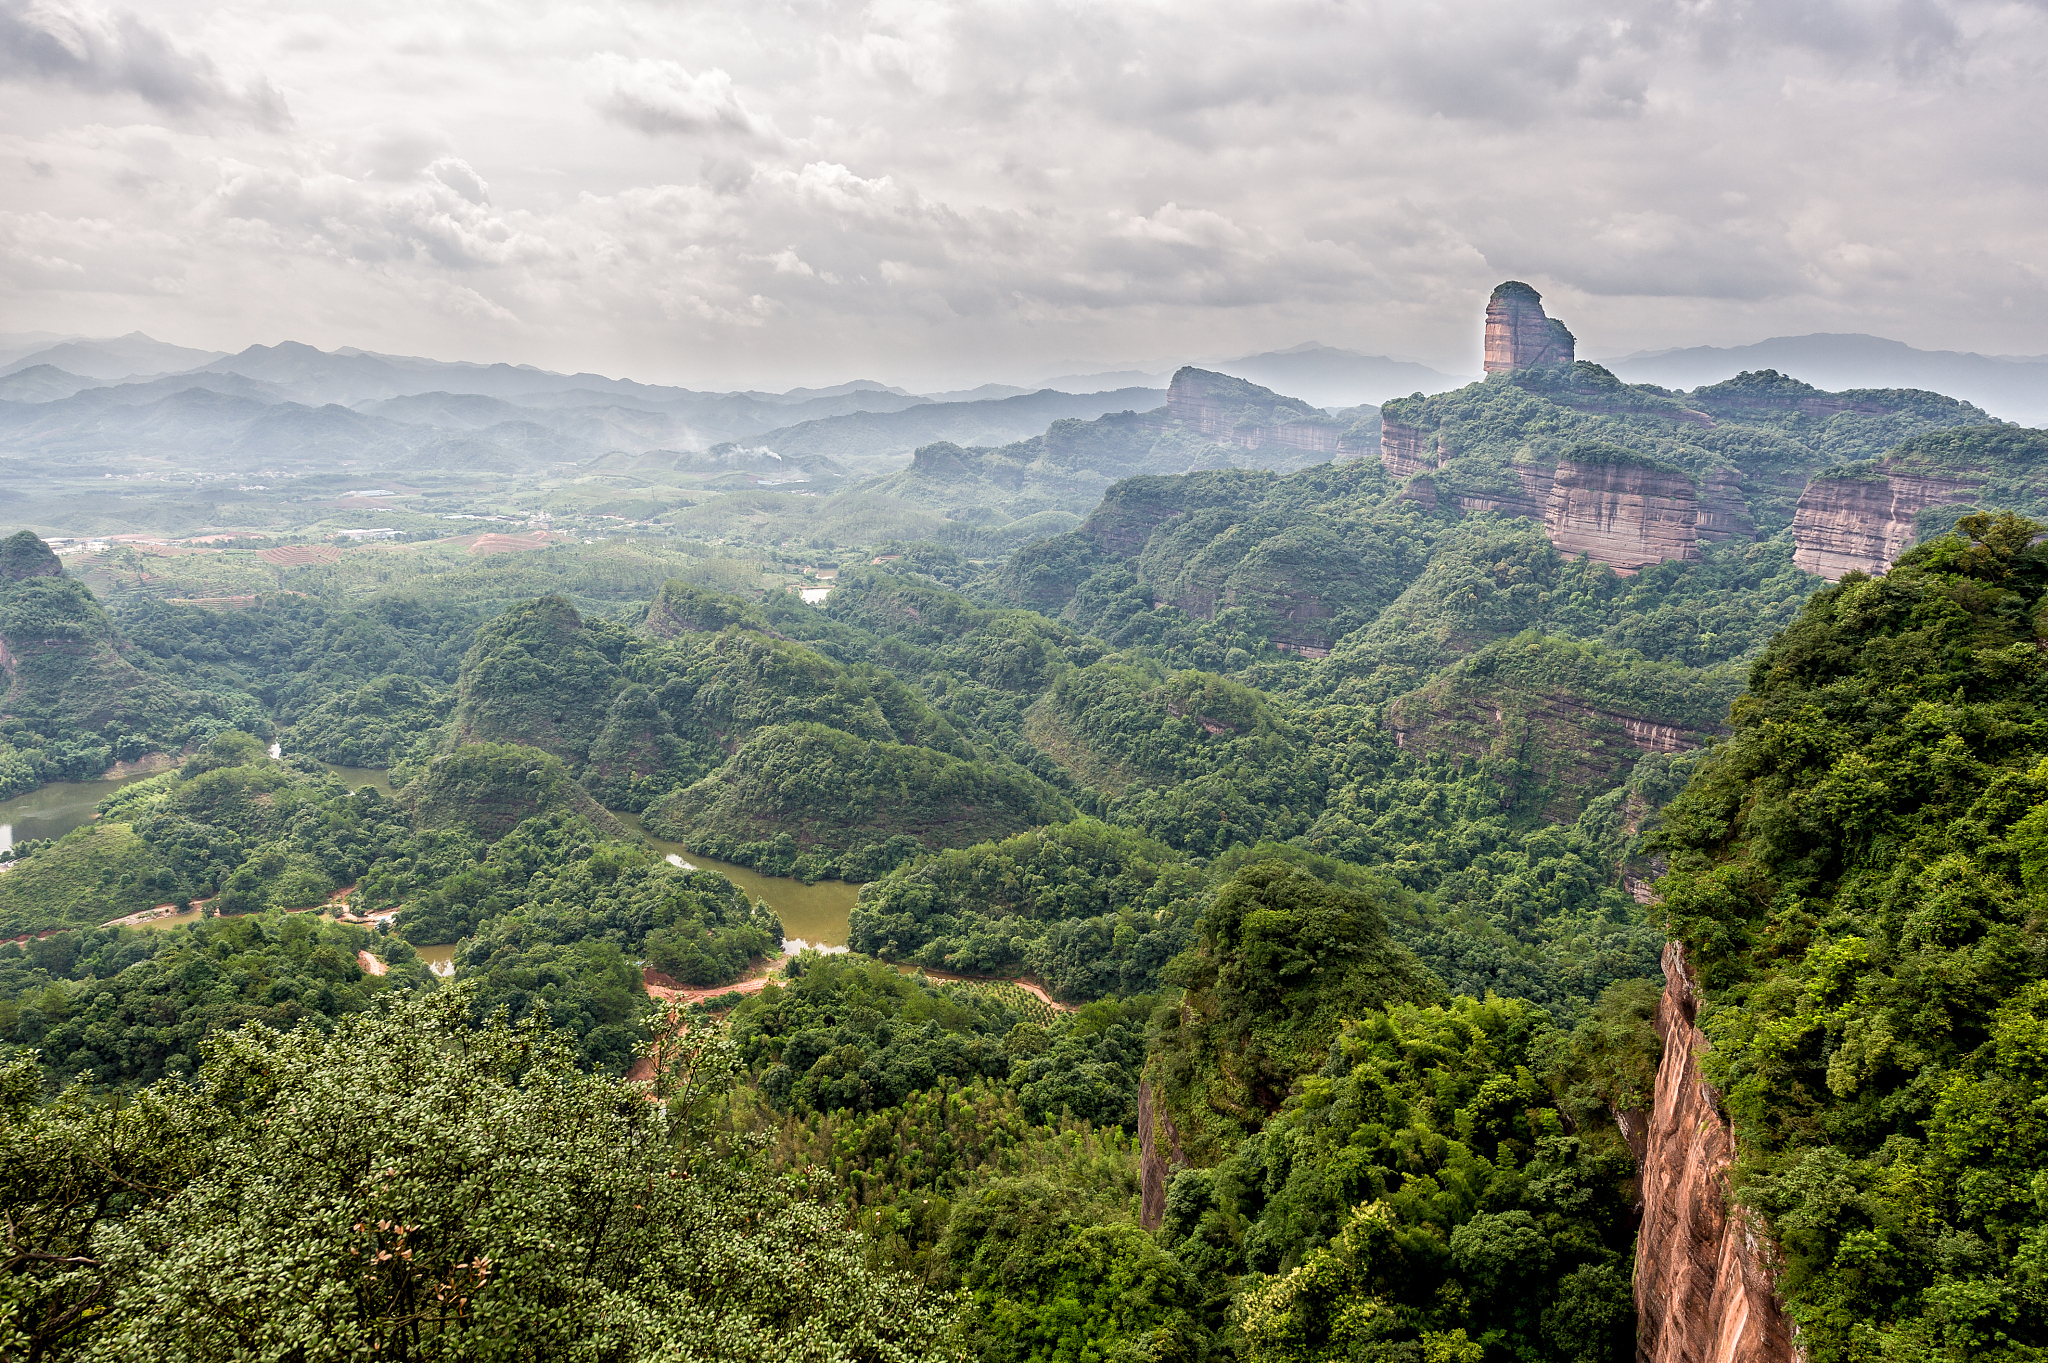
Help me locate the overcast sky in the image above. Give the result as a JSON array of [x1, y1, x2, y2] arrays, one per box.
[[2, 0, 2044, 389]]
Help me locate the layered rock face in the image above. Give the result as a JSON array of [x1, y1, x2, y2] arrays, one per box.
[[1696, 469, 1755, 543], [1385, 673, 1719, 820], [1483, 281, 1576, 372], [1544, 459, 1703, 574], [1380, 416, 1438, 477], [1166, 367, 1363, 456], [1637, 943, 1799, 1363], [1790, 469, 1980, 580], [1454, 465, 1555, 522]]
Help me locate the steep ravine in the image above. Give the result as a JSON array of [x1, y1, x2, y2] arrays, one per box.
[[1635, 941, 1799, 1363]]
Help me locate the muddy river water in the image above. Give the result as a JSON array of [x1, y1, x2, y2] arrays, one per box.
[[5, 766, 858, 962]]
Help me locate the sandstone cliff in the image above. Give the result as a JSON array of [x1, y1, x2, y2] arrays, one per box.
[[1790, 467, 1982, 580], [1545, 457, 1703, 574], [1166, 367, 1373, 458], [1379, 415, 1438, 477], [1637, 942, 1799, 1363], [1484, 281, 1576, 372], [1137, 1078, 1188, 1231], [1386, 682, 1717, 821]]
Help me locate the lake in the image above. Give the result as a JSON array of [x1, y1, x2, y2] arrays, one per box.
[[0, 772, 158, 853], [615, 814, 857, 952]]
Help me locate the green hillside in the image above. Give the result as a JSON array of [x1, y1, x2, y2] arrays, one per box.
[[1656, 512, 2048, 1359], [643, 721, 1070, 878]]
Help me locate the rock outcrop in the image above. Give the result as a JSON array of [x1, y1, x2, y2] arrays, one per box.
[[1696, 469, 1755, 543], [1544, 457, 1702, 574], [1484, 281, 1576, 372], [1167, 367, 1368, 457], [1379, 416, 1438, 477], [1137, 1078, 1188, 1231], [1790, 468, 1982, 580], [1453, 465, 1555, 522], [1637, 942, 1799, 1363], [1385, 670, 1722, 821]]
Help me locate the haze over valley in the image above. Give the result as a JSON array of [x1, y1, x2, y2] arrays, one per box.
[[3, 2, 2046, 1361]]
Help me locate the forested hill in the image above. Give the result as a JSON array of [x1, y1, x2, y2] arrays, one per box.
[[0, 322, 2043, 1361], [1654, 512, 2048, 1358]]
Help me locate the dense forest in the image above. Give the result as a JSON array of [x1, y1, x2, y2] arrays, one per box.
[[1, 348, 2044, 1359]]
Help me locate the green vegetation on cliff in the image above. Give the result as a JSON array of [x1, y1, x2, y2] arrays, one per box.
[[1657, 512, 2048, 1360]]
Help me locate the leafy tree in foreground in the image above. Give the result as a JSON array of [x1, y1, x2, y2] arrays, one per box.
[[0, 987, 953, 1362]]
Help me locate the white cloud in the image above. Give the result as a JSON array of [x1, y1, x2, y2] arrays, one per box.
[[587, 55, 785, 142], [0, 0, 2042, 387], [0, 0, 286, 125]]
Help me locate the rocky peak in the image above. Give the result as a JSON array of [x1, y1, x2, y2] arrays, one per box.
[[0, 531, 63, 584], [1483, 281, 1575, 373]]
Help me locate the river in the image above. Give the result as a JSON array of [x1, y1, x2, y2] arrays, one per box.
[[7, 762, 857, 960], [0, 772, 159, 853], [612, 813, 856, 952]]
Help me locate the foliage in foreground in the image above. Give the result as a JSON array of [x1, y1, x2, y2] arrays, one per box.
[[0, 988, 954, 1362]]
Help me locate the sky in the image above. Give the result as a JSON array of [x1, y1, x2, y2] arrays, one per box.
[[2, 0, 2045, 391]]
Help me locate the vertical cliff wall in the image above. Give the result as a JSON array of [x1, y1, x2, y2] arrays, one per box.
[[1637, 942, 1799, 1363], [1484, 281, 1576, 372], [1790, 469, 1983, 580], [1165, 367, 1368, 456], [1545, 458, 1703, 574], [1380, 416, 1439, 477]]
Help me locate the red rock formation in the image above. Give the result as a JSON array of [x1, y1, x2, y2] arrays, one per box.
[[1484, 281, 1576, 372], [1384, 673, 1721, 821], [1545, 458, 1702, 574], [1637, 943, 1800, 1363], [1696, 469, 1755, 544], [1455, 465, 1554, 521], [1790, 469, 1982, 580], [1380, 416, 1438, 477]]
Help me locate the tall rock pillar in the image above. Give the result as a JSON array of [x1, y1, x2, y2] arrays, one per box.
[[1483, 281, 1576, 372]]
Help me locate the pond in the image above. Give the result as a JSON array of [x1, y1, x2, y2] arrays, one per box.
[[615, 814, 857, 953], [0, 772, 159, 853]]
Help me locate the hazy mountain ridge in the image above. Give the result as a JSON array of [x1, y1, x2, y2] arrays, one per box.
[[1602, 331, 2048, 425]]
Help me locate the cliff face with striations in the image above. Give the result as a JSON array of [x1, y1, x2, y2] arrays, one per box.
[[1790, 468, 1983, 580], [1386, 669, 1722, 821], [1379, 415, 1438, 477], [1484, 281, 1576, 372], [1637, 942, 1800, 1363], [1167, 367, 1372, 457], [1545, 458, 1703, 574]]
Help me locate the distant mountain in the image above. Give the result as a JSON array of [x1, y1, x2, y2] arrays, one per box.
[[1035, 370, 1172, 394], [728, 387, 1170, 474], [0, 366, 96, 403], [0, 332, 227, 382], [0, 333, 81, 368], [1205, 344, 1469, 409], [1021, 347, 1467, 410], [1601, 334, 2048, 427]]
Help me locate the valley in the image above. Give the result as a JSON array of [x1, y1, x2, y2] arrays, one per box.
[[1, 283, 2044, 1363]]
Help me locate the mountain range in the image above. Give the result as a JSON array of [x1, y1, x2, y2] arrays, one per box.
[[1601, 332, 2048, 425]]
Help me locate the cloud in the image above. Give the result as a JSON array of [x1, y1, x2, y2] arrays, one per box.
[[0, 0, 287, 125], [587, 55, 784, 142], [1, 0, 2045, 385]]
